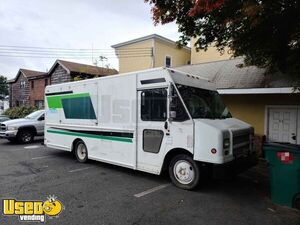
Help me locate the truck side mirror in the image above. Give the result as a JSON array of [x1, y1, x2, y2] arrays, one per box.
[[170, 111, 176, 119]]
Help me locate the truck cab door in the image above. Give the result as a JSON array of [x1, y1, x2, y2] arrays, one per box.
[[137, 88, 169, 174], [36, 113, 45, 135]]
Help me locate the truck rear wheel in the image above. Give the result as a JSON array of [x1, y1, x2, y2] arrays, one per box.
[[17, 129, 34, 144], [75, 141, 88, 163], [169, 154, 200, 190]]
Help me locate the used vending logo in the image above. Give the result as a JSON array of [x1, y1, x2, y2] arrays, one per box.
[[2, 195, 64, 223]]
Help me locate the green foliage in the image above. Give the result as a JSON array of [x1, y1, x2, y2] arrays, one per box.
[[3, 106, 38, 119], [0, 75, 9, 99], [73, 76, 84, 81], [146, 0, 300, 81]]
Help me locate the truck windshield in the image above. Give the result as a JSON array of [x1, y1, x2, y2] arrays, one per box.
[[176, 84, 231, 119], [25, 110, 43, 119]]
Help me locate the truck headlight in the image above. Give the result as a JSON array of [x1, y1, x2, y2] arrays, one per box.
[[223, 138, 230, 149], [7, 126, 18, 131]]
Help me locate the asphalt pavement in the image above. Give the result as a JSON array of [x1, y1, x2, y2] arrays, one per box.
[[0, 138, 299, 225]]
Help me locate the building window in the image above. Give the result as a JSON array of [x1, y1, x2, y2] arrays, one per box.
[[31, 81, 34, 89], [57, 76, 63, 83], [45, 79, 48, 87], [141, 89, 167, 121], [20, 81, 26, 89], [187, 60, 191, 65], [165, 56, 172, 68], [18, 100, 26, 106], [35, 100, 44, 109]]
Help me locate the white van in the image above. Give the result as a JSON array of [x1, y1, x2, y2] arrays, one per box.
[[44, 68, 257, 189]]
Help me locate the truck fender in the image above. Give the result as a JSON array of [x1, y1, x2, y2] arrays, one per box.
[[17, 126, 37, 135]]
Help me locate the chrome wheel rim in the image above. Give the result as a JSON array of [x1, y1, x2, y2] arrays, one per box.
[[173, 160, 195, 185], [22, 132, 32, 142], [77, 143, 87, 160]]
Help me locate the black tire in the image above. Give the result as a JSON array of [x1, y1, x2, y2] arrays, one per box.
[[169, 154, 200, 190], [293, 196, 300, 210], [74, 140, 88, 163], [17, 129, 34, 144]]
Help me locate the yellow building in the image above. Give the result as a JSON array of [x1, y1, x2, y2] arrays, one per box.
[[191, 38, 232, 64], [111, 34, 191, 74]]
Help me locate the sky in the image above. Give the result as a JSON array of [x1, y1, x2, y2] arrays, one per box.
[[0, 0, 181, 79]]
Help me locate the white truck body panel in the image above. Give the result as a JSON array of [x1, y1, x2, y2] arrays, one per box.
[[45, 67, 254, 175]]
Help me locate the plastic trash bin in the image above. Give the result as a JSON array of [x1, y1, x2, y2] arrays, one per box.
[[264, 142, 300, 209]]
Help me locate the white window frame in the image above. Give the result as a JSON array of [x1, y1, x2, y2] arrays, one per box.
[[20, 80, 26, 89]]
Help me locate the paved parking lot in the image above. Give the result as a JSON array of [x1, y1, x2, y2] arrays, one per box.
[[0, 138, 299, 225]]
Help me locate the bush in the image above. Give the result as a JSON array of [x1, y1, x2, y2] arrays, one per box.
[[3, 106, 38, 119]]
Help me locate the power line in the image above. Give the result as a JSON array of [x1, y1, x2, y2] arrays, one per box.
[[0, 51, 152, 56], [0, 48, 152, 54], [0, 54, 152, 59], [0, 46, 153, 59], [0, 45, 152, 51]]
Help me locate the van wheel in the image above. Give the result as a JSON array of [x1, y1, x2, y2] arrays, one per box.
[[169, 154, 200, 190], [17, 130, 34, 144], [75, 141, 88, 163]]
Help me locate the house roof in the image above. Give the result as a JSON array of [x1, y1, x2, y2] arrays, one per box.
[[48, 60, 118, 76], [175, 58, 295, 90], [111, 34, 191, 51], [8, 69, 47, 83]]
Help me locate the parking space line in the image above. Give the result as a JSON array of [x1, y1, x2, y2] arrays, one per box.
[[24, 145, 41, 149], [31, 155, 53, 160], [68, 167, 92, 173], [134, 184, 170, 198]]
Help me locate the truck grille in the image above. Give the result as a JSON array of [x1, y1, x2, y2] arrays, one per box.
[[0, 123, 7, 131], [232, 130, 250, 156]]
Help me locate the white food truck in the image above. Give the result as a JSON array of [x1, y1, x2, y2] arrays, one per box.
[[45, 67, 257, 189]]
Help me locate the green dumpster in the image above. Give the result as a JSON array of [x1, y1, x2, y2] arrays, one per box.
[[264, 142, 300, 209]]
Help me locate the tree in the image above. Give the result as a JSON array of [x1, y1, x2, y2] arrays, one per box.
[[0, 75, 8, 99], [145, 0, 300, 81]]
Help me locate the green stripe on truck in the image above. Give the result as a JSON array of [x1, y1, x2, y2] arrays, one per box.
[[47, 129, 133, 143]]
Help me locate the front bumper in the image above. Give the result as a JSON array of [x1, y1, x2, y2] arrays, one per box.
[[0, 131, 17, 139], [212, 152, 258, 179]]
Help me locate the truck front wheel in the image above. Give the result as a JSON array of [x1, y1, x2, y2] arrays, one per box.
[[75, 141, 88, 163], [169, 154, 200, 190]]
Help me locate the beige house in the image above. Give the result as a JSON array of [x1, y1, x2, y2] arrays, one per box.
[[112, 35, 232, 73], [191, 38, 231, 64], [111, 34, 191, 73]]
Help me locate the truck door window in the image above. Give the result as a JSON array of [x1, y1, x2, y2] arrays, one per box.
[[141, 89, 167, 121]]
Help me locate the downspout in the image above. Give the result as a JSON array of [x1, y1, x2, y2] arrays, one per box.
[[151, 39, 156, 68]]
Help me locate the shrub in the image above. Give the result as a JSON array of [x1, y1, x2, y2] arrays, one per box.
[[3, 106, 38, 119]]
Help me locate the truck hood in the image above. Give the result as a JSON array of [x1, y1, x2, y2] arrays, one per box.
[[193, 118, 252, 132], [193, 117, 254, 164], [1, 118, 34, 126]]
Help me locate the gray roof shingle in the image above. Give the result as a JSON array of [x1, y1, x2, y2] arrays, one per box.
[[175, 58, 294, 89]]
